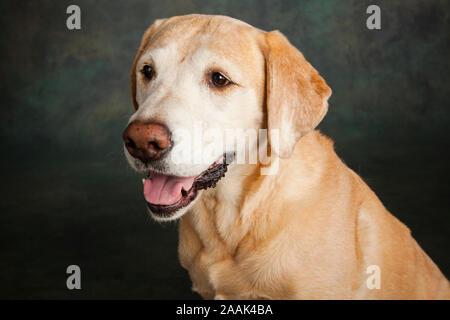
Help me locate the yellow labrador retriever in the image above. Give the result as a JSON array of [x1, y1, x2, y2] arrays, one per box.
[[122, 14, 449, 299]]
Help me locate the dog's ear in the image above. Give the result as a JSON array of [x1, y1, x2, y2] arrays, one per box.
[[130, 18, 167, 111], [263, 30, 331, 158]]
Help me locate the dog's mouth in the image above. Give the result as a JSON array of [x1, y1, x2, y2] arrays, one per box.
[[142, 154, 231, 217]]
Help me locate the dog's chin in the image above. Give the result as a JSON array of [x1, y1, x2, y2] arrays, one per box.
[[147, 195, 200, 222]]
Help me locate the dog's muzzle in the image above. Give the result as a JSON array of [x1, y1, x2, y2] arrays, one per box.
[[143, 154, 232, 218]]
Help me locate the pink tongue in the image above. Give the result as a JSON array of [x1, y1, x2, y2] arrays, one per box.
[[143, 172, 195, 205]]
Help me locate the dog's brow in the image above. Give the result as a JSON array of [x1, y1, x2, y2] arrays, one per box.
[[141, 45, 177, 65]]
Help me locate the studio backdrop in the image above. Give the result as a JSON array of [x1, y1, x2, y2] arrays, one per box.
[[0, 0, 448, 299]]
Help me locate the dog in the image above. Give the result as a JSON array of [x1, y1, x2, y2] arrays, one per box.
[[122, 14, 449, 299]]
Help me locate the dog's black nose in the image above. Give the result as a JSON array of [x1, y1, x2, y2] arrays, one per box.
[[123, 121, 172, 162]]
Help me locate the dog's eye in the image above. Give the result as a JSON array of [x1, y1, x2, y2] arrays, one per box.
[[211, 72, 230, 87], [141, 65, 154, 80]]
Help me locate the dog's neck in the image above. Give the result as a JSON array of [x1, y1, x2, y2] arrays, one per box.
[[182, 131, 331, 255], [187, 159, 278, 254]]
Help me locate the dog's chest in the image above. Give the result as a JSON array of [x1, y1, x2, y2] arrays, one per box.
[[179, 230, 265, 299], [178, 193, 261, 299]]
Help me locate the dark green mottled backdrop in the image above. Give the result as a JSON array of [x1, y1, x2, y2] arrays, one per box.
[[0, 0, 448, 299]]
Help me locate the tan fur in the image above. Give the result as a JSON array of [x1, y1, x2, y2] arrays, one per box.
[[263, 31, 332, 157], [130, 15, 449, 299]]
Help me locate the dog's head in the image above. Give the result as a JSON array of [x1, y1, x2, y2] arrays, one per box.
[[123, 15, 331, 221]]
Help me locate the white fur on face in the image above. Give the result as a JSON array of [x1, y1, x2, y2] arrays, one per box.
[[125, 39, 263, 178]]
